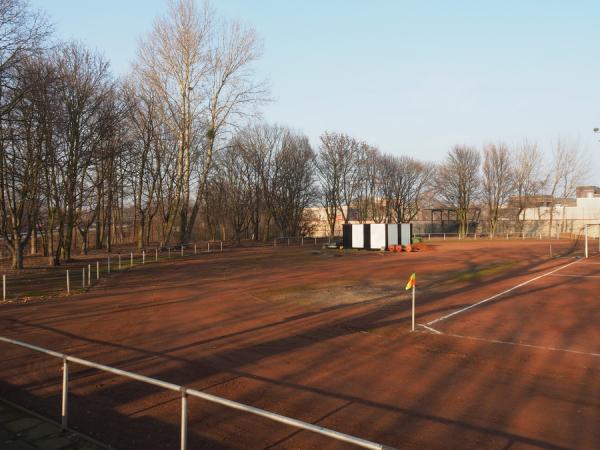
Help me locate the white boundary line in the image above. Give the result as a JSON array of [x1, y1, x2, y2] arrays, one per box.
[[426, 258, 583, 326], [548, 274, 600, 279], [419, 324, 442, 335], [420, 329, 600, 358]]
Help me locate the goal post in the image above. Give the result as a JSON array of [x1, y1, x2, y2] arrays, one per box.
[[584, 223, 600, 258]]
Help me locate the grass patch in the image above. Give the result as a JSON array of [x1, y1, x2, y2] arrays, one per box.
[[444, 261, 516, 284]]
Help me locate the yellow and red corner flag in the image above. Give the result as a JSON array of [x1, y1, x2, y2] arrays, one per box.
[[405, 273, 416, 290]]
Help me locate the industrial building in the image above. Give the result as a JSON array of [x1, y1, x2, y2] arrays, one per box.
[[520, 186, 600, 237]]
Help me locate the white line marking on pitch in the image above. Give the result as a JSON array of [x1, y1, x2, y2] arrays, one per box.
[[419, 324, 442, 334], [426, 258, 583, 326], [428, 330, 600, 358], [548, 274, 600, 279]]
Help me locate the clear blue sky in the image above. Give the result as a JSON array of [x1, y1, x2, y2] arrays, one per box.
[[32, 0, 600, 184]]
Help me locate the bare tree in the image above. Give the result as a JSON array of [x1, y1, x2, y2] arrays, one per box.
[[355, 143, 380, 223], [0, 1, 50, 268], [316, 132, 362, 226], [315, 133, 342, 237], [51, 43, 112, 261], [482, 142, 513, 237], [123, 78, 162, 249], [208, 139, 256, 241], [436, 145, 480, 237], [134, 0, 210, 245], [386, 156, 432, 223], [185, 18, 267, 241], [267, 132, 315, 237], [135, 0, 266, 245], [239, 124, 315, 238], [0, 0, 50, 120], [512, 140, 546, 232], [0, 57, 47, 268], [546, 139, 588, 236]]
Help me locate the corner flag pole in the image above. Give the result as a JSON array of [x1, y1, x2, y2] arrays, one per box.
[[412, 284, 416, 331], [405, 273, 416, 331]]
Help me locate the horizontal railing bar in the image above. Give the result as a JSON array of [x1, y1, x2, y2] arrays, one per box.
[[0, 336, 65, 359], [0, 336, 181, 392], [0, 335, 393, 450], [65, 355, 182, 392], [186, 387, 389, 449]]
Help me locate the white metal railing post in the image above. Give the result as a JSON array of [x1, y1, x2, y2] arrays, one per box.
[[194, 243, 197, 255], [61, 358, 68, 428], [96, 261, 99, 280], [220, 241, 223, 252], [66, 270, 70, 294], [118, 254, 122, 269], [87, 265, 91, 285], [82, 267, 85, 288], [208, 242, 210, 253], [180, 387, 188, 450], [130, 252, 133, 266], [2, 274, 5, 301]]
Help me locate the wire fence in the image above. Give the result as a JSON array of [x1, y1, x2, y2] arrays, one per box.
[[3, 232, 593, 302], [0, 237, 336, 301], [413, 231, 552, 240]]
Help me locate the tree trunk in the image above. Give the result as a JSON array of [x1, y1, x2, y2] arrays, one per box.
[[79, 227, 88, 255], [137, 213, 145, 249], [30, 232, 37, 255], [9, 237, 25, 270]]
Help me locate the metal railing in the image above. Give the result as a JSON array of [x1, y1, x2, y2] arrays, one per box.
[[414, 231, 556, 241], [0, 335, 393, 450]]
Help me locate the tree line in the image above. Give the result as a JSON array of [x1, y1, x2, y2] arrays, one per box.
[[435, 140, 587, 238], [0, 0, 589, 270]]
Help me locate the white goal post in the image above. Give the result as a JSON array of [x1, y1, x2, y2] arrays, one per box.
[[584, 223, 600, 258]]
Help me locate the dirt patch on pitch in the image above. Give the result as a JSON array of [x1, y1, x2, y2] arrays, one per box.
[[252, 279, 404, 307]]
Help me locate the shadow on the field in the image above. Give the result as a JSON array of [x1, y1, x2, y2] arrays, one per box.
[[0, 378, 235, 450], [0, 249, 594, 449]]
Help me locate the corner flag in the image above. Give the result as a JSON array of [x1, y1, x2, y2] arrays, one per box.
[[405, 273, 416, 290]]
